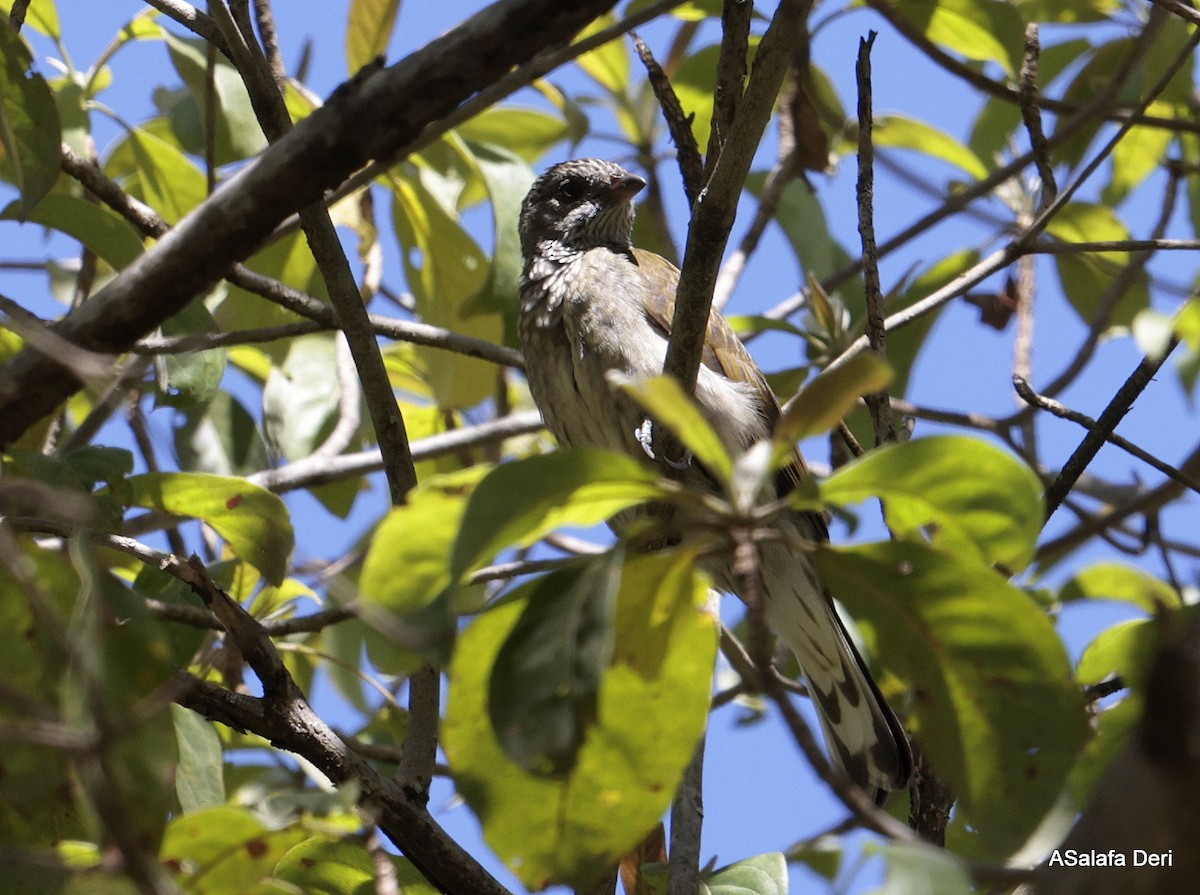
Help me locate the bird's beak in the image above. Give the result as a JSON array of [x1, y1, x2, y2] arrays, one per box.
[[606, 172, 647, 202]]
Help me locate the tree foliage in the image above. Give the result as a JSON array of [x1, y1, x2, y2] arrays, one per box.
[[0, 0, 1198, 893]]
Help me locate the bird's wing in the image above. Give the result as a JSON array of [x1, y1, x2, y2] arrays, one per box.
[[629, 248, 815, 504]]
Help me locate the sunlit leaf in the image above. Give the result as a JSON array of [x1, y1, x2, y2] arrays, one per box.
[[161, 806, 304, 893], [1047, 203, 1149, 327], [361, 487, 471, 616], [889, 0, 1024, 76], [703, 852, 787, 895], [618, 375, 733, 486], [391, 162, 503, 408], [445, 550, 716, 891], [1, 193, 144, 269], [126, 472, 294, 585], [575, 14, 628, 97], [450, 448, 663, 578], [1104, 104, 1175, 205], [104, 123, 207, 225], [777, 354, 893, 442], [276, 838, 440, 895], [870, 839, 972, 895], [1060, 563, 1181, 614], [872, 115, 988, 180], [457, 108, 569, 163], [816, 540, 1088, 860], [0, 18, 61, 217], [821, 435, 1043, 572], [346, 0, 400, 73], [0, 0, 61, 38]]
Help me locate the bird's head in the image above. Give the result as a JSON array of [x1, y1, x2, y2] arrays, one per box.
[[518, 159, 647, 259]]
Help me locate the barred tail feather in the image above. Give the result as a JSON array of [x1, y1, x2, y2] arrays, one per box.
[[760, 542, 912, 800]]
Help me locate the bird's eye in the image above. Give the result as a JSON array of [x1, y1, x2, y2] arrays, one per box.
[[557, 179, 585, 202]]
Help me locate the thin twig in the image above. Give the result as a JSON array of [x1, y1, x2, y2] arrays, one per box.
[[854, 31, 894, 446], [1042, 341, 1179, 520], [633, 34, 703, 206], [1018, 24, 1056, 209], [1016, 372, 1200, 498]]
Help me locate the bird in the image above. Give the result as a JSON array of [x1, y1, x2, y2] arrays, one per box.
[[516, 157, 912, 799]]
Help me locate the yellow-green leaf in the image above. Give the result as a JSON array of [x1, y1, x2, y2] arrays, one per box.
[[0, 22, 61, 218], [1060, 563, 1181, 614], [574, 14, 628, 96], [617, 375, 733, 486], [126, 472, 294, 585], [888, 0, 1025, 76], [345, 0, 400, 73], [444, 550, 716, 891], [450, 448, 663, 578], [778, 354, 893, 442], [815, 540, 1087, 860], [821, 435, 1042, 572], [873, 115, 988, 181], [361, 488, 469, 616]]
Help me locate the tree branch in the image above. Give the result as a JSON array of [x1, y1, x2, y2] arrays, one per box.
[[0, 0, 620, 447]]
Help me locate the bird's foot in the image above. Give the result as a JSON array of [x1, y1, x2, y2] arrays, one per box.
[[635, 419, 692, 470]]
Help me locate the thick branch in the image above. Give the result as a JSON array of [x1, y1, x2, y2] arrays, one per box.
[[0, 0, 619, 447], [662, 0, 806, 395]]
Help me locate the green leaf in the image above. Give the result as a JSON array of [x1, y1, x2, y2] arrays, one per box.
[[1077, 618, 1158, 692], [872, 115, 988, 180], [0, 20, 61, 218], [756, 176, 854, 287], [126, 472, 294, 585], [173, 391, 271, 477], [575, 14, 628, 96], [163, 31, 267, 164], [155, 296, 227, 409], [1104, 104, 1175, 205], [1060, 562, 1181, 614], [815, 540, 1087, 860], [1047, 203, 1149, 327], [391, 160, 503, 408], [871, 839, 972, 895], [171, 704, 225, 813], [0, 0, 61, 38], [703, 852, 788, 895], [444, 550, 716, 891], [460, 141, 534, 345], [777, 354, 893, 442], [104, 123, 207, 226], [450, 448, 663, 579], [161, 806, 304, 892], [1, 193, 144, 269], [821, 435, 1043, 572], [887, 250, 980, 397], [457, 108, 569, 163], [1014, 0, 1120, 23], [262, 333, 343, 460], [890, 0, 1025, 76], [275, 838, 440, 895], [788, 835, 841, 881], [672, 40, 759, 151], [618, 375, 734, 486], [490, 549, 623, 776], [361, 487, 470, 616], [345, 0, 400, 73]]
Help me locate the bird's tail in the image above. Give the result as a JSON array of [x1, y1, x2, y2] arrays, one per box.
[[759, 542, 912, 801]]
